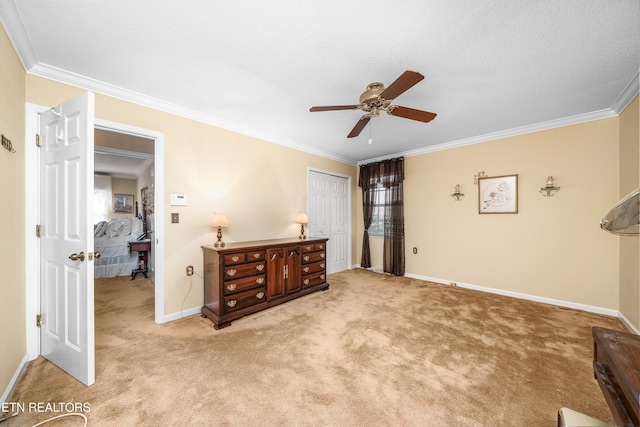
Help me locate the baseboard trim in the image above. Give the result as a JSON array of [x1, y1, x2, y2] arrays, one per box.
[[403, 273, 620, 317], [618, 311, 640, 334], [161, 306, 202, 323], [1, 354, 29, 405]]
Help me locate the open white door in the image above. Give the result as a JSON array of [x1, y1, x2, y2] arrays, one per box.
[[39, 92, 95, 386]]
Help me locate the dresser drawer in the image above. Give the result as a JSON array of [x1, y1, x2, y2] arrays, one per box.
[[224, 275, 266, 295], [302, 261, 325, 274], [302, 272, 326, 289], [224, 287, 267, 312], [224, 252, 246, 265], [246, 250, 265, 261], [302, 243, 325, 253], [224, 251, 265, 265], [224, 261, 266, 280], [302, 252, 325, 264]]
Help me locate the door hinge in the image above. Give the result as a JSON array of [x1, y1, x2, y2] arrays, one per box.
[[36, 224, 41, 238], [36, 314, 41, 327], [35, 134, 41, 147]]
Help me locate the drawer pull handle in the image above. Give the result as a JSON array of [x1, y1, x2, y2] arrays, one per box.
[[226, 283, 237, 292], [303, 267, 310, 273], [226, 269, 237, 277], [303, 279, 309, 285], [305, 246, 312, 251], [303, 256, 309, 261], [318, 244, 324, 249], [320, 275, 325, 280], [253, 253, 261, 259], [231, 256, 240, 262], [227, 300, 237, 308], [256, 264, 264, 272], [256, 292, 265, 299], [256, 277, 264, 285], [320, 263, 325, 268], [320, 253, 325, 259]]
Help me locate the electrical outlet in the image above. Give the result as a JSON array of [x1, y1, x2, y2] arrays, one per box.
[[412, 247, 418, 254], [450, 282, 457, 287], [186, 265, 194, 276], [171, 213, 179, 223]]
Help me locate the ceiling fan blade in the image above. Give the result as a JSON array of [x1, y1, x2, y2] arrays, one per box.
[[310, 105, 359, 112], [380, 70, 424, 100], [389, 106, 437, 123], [347, 116, 371, 138]]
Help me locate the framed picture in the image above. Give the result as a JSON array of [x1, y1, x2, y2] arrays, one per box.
[[114, 193, 134, 214], [478, 174, 518, 214]]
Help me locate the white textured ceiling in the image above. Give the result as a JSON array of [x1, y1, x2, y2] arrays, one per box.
[[1, 0, 638, 164]]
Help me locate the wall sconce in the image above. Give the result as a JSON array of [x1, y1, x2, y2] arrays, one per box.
[[211, 213, 229, 248], [539, 176, 560, 197], [451, 184, 465, 201], [295, 212, 309, 240]]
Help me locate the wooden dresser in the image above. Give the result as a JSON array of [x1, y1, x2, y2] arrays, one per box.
[[202, 238, 329, 329]]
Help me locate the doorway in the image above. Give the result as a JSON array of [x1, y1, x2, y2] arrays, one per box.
[[25, 104, 166, 361]]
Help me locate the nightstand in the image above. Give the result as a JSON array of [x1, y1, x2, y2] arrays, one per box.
[[129, 239, 151, 280]]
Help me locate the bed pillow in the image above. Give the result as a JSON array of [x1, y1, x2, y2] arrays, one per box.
[[105, 218, 126, 238], [120, 217, 133, 236], [94, 221, 108, 237], [131, 217, 143, 236]]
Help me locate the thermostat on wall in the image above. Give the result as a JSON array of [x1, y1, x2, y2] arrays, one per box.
[[170, 194, 188, 206]]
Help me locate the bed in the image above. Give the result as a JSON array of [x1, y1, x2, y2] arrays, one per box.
[[94, 216, 144, 279]]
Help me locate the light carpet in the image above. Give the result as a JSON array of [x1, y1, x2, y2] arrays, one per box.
[[5, 269, 625, 426]]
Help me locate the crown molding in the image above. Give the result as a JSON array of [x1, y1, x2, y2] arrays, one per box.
[[27, 62, 357, 166], [611, 69, 640, 114], [0, 0, 37, 70], [358, 108, 618, 165]]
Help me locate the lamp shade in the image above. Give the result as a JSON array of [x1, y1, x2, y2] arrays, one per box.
[[211, 213, 229, 227], [295, 213, 309, 224]]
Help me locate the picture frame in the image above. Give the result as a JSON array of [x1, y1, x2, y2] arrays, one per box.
[[478, 174, 518, 214], [113, 193, 134, 214]]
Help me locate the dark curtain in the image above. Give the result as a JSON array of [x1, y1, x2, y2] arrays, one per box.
[[358, 165, 374, 268], [358, 157, 405, 276]]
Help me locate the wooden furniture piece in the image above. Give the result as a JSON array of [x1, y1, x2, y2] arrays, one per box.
[[202, 238, 329, 329], [592, 326, 640, 427], [129, 239, 151, 280]]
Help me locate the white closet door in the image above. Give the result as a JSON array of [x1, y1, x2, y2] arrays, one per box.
[[308, 170, 349, 274], [329, 175, 349, 273]]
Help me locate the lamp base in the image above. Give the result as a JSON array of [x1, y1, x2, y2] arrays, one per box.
[[298, 224, 307, 240], [214, 226, 225, 248]]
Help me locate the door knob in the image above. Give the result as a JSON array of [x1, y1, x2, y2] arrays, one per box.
[[68, 252, 85, 262], [94, 252, 101, 259]]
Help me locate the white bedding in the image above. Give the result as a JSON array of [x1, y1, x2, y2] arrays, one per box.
[[94, 217, 143, 279]]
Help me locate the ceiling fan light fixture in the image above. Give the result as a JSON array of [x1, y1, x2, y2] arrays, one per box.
[[309, 70, 436, 138], [359, 82, 385, 104]]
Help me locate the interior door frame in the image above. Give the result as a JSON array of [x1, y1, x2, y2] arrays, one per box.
[[306, 167, 352, 273], [25, 103, 166, 360]]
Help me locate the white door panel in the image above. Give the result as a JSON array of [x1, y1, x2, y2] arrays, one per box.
[[39, 92, 95, 386], [308, 171, 349, 274]]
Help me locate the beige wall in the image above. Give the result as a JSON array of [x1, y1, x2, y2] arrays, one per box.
[[25, 75, 358, 316], [619, 95, 640, 329], [358, 118, 621, 310], [0, 25, 26, 399]]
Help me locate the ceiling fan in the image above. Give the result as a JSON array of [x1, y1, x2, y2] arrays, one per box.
[[309, 70, 437, 138]]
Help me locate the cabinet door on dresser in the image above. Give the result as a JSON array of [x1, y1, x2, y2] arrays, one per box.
[[266, 245, 301, 300]]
